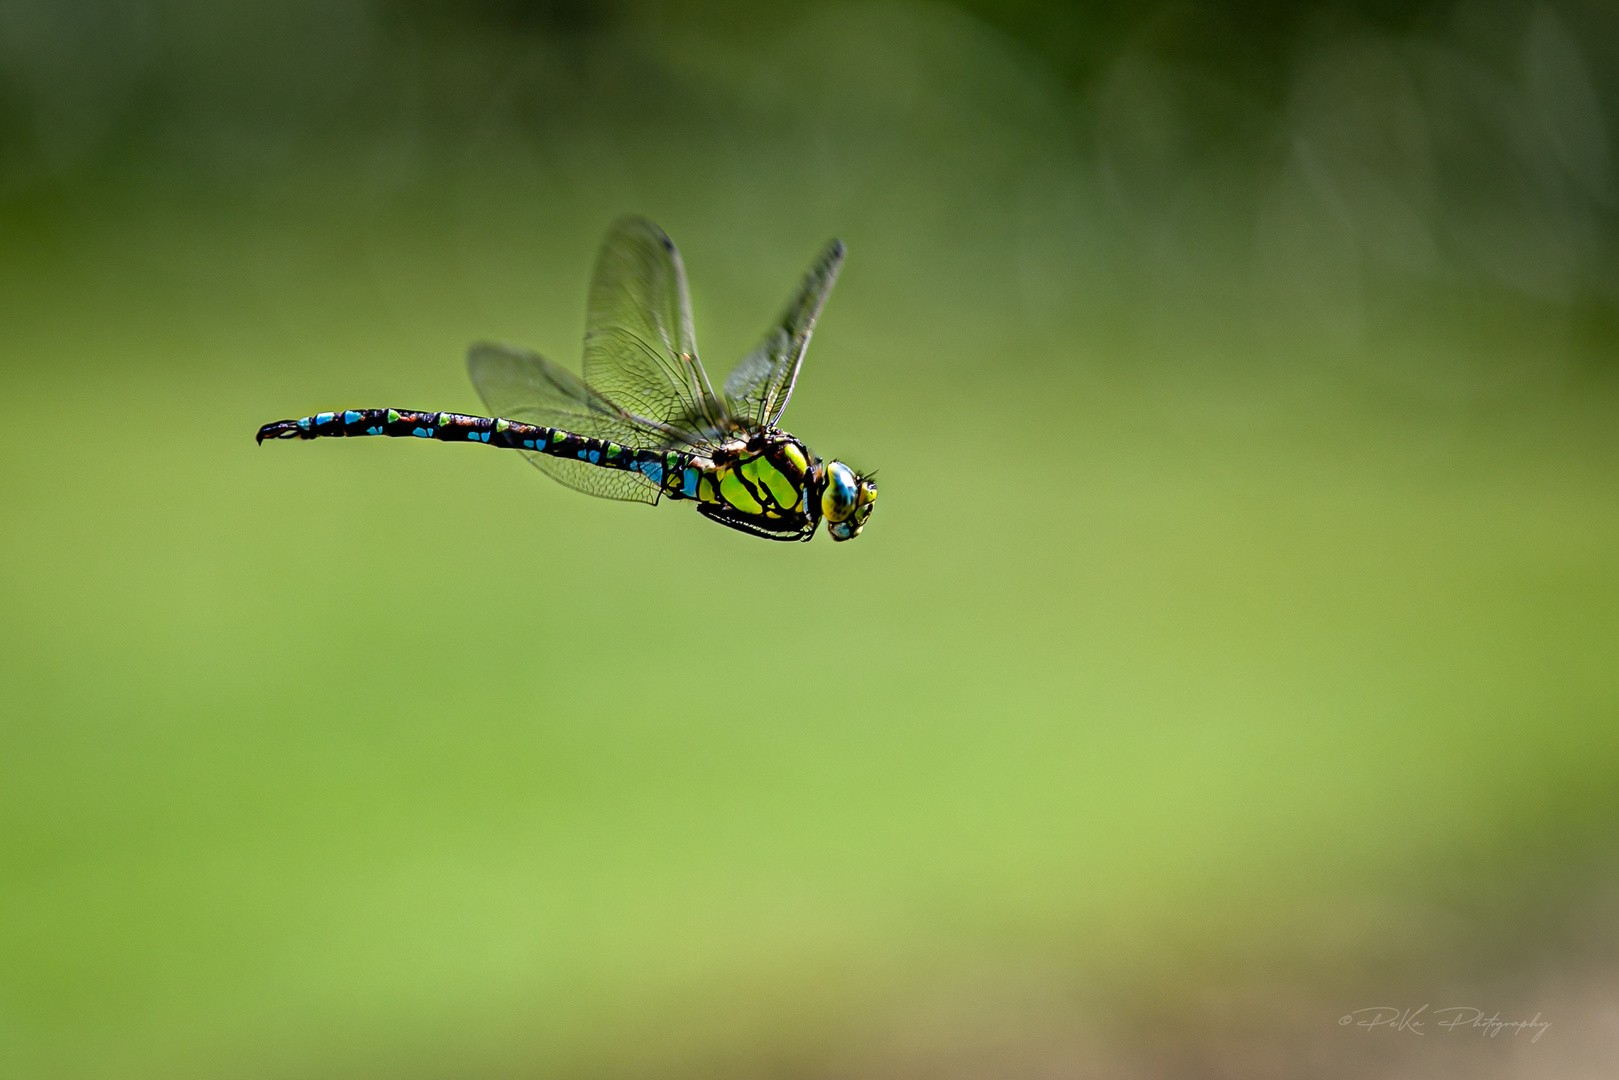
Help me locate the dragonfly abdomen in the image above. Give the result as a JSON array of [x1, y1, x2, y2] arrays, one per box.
[[255, 408, 699, 496], [256, 408, 489, 444]]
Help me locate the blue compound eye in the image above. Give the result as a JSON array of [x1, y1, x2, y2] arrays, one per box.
[[823, 461, 858, 521]]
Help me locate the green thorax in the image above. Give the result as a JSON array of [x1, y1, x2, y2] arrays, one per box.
[[688, 432, 822, 541]]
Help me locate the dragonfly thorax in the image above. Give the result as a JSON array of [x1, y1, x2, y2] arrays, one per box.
[[685, 431, 863, 542], [686, 438, 874, 541], [681, 432, 874, 541]]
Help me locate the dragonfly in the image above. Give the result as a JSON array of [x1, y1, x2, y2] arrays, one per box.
[[257, 216, 876, 542]]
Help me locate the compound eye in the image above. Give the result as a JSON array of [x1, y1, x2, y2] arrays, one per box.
[[824, 462, 858, 521]]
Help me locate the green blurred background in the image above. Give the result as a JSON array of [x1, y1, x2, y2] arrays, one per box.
[[2, 0, 1617, 1076]]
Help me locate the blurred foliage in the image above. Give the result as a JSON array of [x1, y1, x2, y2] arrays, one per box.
[[2, 0, 1615, 351]]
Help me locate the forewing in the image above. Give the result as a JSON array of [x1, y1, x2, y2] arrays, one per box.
[[467, 341, 664, 504], [724, 238, 845, 429], [584, 216, 730, 438]]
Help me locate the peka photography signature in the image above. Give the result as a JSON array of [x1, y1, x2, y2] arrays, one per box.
[[1340, 1005, 1551, 1042]]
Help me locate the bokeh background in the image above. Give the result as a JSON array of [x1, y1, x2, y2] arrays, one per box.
[[2, 0, 1617, 1076]]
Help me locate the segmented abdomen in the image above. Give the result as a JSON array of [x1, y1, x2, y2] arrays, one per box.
[[255, 408, 697, 497]]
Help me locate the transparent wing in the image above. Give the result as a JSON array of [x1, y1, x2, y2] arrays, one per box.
[[584, 216, 732, 440], [514, 453, 664, 505], [467, 341, 668, 504], [724, 238, 845, 430]]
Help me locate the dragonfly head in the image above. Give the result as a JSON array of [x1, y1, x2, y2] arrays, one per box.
[[821, 460, 877, 541]]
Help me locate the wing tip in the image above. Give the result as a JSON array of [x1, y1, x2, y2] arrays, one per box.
[[823, 238, 847, 270]]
